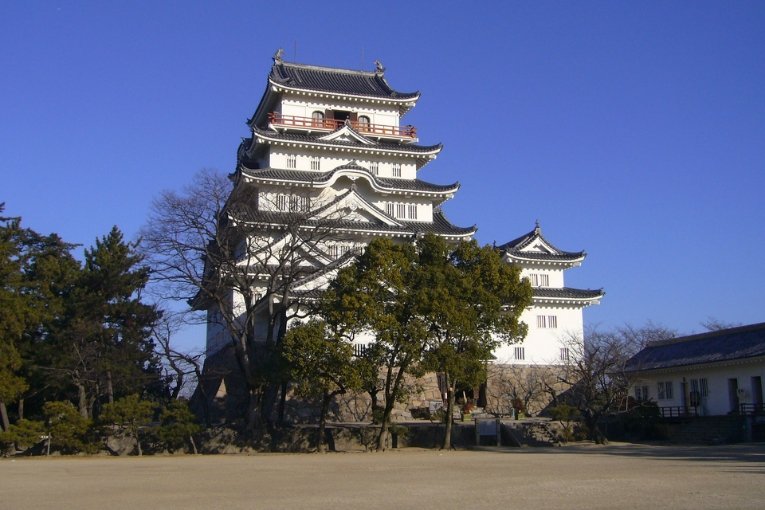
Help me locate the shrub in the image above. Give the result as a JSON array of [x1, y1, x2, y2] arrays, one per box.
[[158, 400, 200, 453], [43, 401, 94, 453], [0, 419, 45, 453]]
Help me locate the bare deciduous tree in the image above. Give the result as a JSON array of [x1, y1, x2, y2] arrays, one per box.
[[141, 169, 350, 429]]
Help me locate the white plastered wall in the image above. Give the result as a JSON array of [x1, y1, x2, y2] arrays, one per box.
[[492, 306, 584, 365]]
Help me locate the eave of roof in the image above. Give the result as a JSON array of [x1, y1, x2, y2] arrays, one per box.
[[229, 208, 475, 240], [240, 164, 459, 196], [531, 287, 604, 306], [250, 128, 442, 157]]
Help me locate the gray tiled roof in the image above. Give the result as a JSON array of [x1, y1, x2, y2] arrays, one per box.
[[270, 61, 419, 100], [241, 164, 459, 194], [533, 287, 604, 300], [498, 224, 585, 261], [250, 128, 442, 154], [624, 322, 765, 372], [229, 206, 475, 238]]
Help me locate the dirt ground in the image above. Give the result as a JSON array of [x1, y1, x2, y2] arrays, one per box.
[[1, 443, 764, 510]]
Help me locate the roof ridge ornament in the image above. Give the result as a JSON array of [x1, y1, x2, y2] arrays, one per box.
[[374, 60, 385, 74], [535, 219, 541, 234], [273, 48, 284, 64]]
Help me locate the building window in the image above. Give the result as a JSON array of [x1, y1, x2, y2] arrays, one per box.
[[536, 315, 557, 328], [657, 381, 673, 400], [529, 273, 549, 287], [386, 202, 394, 216], [276, 194, 309, 212], [392, 163, 402, 177], [286, 155, 296, 169], [396, 203, 406, 218], [560, 347, 570, 362], [690, 378, 710, 398], [635, 385, 649, 401], [371, 162, 379, 175], [514, 347, 525, 361], [353, 343, 367, 357], [311, 110, 325, 127], [407, 204, 418, 219], [310, 157, 320, 171], [358, 115, 371, 129]]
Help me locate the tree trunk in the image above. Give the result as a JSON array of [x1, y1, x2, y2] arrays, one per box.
[[377, 416, 390, 451], [0, 401, 10, 432], [277, 381, 288, 425], [189, 434, 198, 454], [443, 378, 456, 450], [106, 370, 114, 405], [17, 398, 24, 421], [77, 383, 89, 419], [369, 388, 379, 423], [135, 429, 143, 456], [318, 391, 331, 453]]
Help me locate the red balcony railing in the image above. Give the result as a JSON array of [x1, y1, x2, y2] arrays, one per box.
[[268, 113, 417, 138]]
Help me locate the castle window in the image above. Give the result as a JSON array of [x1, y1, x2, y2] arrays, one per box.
[[407, 204, 418, 219], [392, 163, 402, 177], [311, 111, 325, 127], [371, 162, 379, 175], [396, 203, 406, 218], [386, 202, 394, 216], [560, 347, 570, 362], [310, 157, 320, 171], [514, 347, 525, 361], [529, 274, 549, 287], [537, 315, 557, 328], [276, 194, 309, 212], [358, 115, 371, 129], [286, 155, 296, 169]]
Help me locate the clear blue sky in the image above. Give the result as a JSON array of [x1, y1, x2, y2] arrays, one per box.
[[2, 1, 763, 348]]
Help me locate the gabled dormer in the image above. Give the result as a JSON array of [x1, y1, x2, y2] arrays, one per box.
[[498, 222, 586, 269]]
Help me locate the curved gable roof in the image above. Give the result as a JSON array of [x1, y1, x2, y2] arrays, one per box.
[[497, 223, 585, 261]]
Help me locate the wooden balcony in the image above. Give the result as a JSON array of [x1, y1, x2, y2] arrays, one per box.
[[268, 113, 417, 139]]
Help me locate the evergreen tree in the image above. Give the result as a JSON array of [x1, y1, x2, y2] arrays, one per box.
[[55, 227, 162, 418], [282, 320, 360, 452], [0, 205, 31, 431]]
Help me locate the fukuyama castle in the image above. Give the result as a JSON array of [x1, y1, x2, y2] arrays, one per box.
[[204, 51, 603, 369]]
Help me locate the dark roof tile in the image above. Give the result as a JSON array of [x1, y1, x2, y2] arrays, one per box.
[[270, 61, 419, 100], [533, 287, 605, 299], [625, 322, 765, 372], [241, 164, 459, 194]]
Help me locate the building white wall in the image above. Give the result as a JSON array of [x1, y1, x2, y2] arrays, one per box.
[[519, 266, 565, 288], [267, 149, 417, 179], [280, 96, 400, 128], [629, 361, 765, 416], [493, 306, 584, 365]]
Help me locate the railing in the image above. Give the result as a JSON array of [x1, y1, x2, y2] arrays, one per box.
[[740, 403, 765, 415], [658, 406, 698, 418], [268, 113, 417, 138]]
